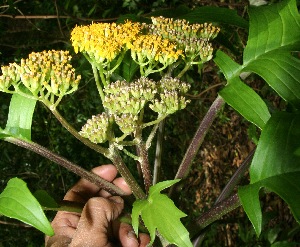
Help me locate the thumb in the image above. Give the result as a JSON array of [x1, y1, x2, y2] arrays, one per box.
[[69, 196, 124, 247]]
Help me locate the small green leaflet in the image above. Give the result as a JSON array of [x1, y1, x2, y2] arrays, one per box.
[[132, 179, 192, 247], [0, 178, 54, 236]]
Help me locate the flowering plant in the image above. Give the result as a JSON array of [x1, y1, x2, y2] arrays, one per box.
[[1, 0, 300, 246]]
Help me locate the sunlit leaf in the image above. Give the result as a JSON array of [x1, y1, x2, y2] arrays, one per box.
[[132, 180, 192, 247], [0, 178, 54, 236], [215, 0, 300, 127]]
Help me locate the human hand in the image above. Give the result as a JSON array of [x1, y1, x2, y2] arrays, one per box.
[[45, 164, 150, 247]]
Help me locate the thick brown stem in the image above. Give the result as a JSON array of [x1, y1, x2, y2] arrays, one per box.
[[190, 193, 241, 239], [4, 137, 126, 196], [174, 95, 225, 180], [137, 141, 152, 193], [109, 147, 146, 200]]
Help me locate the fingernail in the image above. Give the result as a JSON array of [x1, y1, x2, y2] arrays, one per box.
[[127, 230, 136, 238], [128, 231, 139, 244]]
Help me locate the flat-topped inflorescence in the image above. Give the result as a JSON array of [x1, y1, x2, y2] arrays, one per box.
[[0, 50, 81, 106], [148, 16, 220, 63], [71, 21, 143, 64]]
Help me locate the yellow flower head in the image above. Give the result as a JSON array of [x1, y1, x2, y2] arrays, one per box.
[[20, 50, 81, 100], [71, 21, 143, 64], [130, 34, 183, 66]]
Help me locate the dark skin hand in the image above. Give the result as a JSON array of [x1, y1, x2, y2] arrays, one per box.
[[45, 164, 150, 247]]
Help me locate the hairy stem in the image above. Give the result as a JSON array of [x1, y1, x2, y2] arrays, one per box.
[[216, 148, 255, 202], [109, 146, 146, 200], [173, 95, 225, 182], [4, 137, 125, 196], [136, 140, 152, 193], [153, 120, 165, 185], [190, 193, 241, 240]]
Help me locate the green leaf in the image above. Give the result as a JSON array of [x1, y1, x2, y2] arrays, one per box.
[[219, 77, 271, 129], [250, 112, 300, 183], [243, 0, 300, 63], [0, 178, 54, 236], [132, 180, 192, 247], [245, 50, 300, 107], [121, 51, 139, 82], [3, 94, 37, 140], [34, 190, 59, 209], [238, 112, 300, 236]]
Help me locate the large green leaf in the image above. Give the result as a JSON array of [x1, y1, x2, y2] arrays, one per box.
[[238, 112, 300, 236], [2, 93, 37, 140], [132, 180, 192, 247], [0, 178, 54, 236], [215, 0, 300, 127]]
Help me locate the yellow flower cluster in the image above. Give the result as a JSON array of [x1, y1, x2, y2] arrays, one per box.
[[129, 34, 182, 66], [20, 50, 81, 98], [71, 21, 142, 64]]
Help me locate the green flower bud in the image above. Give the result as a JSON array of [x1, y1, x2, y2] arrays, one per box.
[[0, 63, 20, 91], [150, 90, 190, 115], [79, 113, 109, 144], [114, 113, 138, 134]]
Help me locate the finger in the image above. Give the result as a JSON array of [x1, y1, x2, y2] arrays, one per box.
[[118, 223, 150, 247], [139, 233, 151, 247], [69, 196, 124, 247], [113, 177, 132, 195], [99, 177, 132, 197], [45, 212, 80, 246], [64, 164, 118, 203]]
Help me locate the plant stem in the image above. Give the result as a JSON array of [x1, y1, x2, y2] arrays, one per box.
[[189, 193, 241, 240], [109, 145, 146, 199], [177, 61, 192, 79], [153, 119, 165, 185], [173, 95, 225, 182], [136, 140, 152, 193], [92, 64, 105, 102], [50, 108, 109, 156], [216, 148, 255, 202], [4, 136, 126, 196]]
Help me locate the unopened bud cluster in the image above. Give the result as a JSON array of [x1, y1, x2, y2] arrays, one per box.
[[149, 77, 191, 115], [148, 16, 220, 63], [79, 113, 110, 144], [103, 77, 157, 115], [0, 63, 20, 91], [0, 50, 81, 104], [79, 77, 190, 143]]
